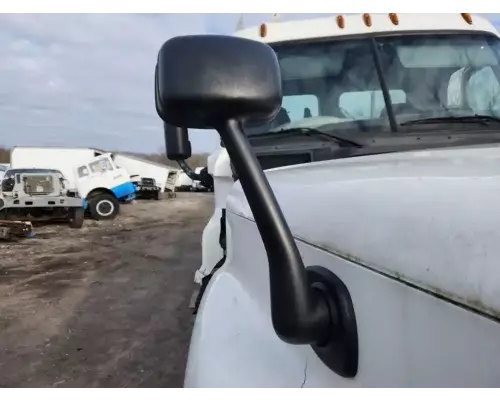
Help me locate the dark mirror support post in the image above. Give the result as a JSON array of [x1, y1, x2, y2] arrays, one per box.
[[218, 119, 359, 377], [164, 123, 192, 161], [218, 119, 329, 344]]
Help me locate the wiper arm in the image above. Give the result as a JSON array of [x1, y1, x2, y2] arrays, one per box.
[[247, 127, 363, 148], [401, 114, 500, 127]]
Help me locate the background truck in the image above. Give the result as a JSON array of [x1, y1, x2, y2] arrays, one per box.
[[10, 146, 135, 220], [113, 153, 172, 193], [130, 175, 161, 200], [174, 171, 194, 191], [164, 169, 180, 198], [0, 168, 84, 228]]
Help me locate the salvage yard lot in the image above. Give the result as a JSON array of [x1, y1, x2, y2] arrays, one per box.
[[0, 193, 213, 388]]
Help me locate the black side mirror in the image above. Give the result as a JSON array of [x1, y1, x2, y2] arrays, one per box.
[[156, 67, 192, 161], [155, 34, 358, 378], [2, 177, 14, 192], [163, 122, 192, 161], [155, 35, 281, 129]]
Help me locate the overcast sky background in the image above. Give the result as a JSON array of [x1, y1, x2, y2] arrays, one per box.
[[0, 13, 499, 155]]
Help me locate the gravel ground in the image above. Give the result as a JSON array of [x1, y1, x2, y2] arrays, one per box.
[[0, 192, 213, 387]]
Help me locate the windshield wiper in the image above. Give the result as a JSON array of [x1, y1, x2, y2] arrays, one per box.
[[247, 127, 363, 148], [400, 114, 500, 127]]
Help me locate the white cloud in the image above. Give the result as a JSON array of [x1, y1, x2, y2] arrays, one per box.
[[0, 13, 219, 154]]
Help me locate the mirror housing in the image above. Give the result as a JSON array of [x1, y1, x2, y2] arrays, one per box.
[[163, 122, 192, 161], [155, 34, 282, 129], [162, 122, 211, 188], [154, 34, 358, 378]]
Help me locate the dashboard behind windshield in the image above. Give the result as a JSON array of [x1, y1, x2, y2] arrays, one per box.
[[244, 33, 500, 137]]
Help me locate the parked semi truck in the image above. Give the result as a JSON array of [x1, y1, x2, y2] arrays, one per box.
[[10, 146, 135, 220], [156, 13, 500, 387], [174, 171, 194, 191], [113, 153, 172, 193]]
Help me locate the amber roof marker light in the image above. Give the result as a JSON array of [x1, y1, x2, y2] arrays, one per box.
[[389, 13, 399, 26], [363, 13, 372, 27], [336, 15, 345, 29], [259, 23, 267, 37], [461, 13, 473, 24]]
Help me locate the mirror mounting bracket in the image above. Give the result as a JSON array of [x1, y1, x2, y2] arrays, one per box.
[[217, 119, 359, 377], [306, 266, 358, 378]]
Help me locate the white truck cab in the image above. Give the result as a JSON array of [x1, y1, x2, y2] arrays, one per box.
[[75, 153, 136, 219], [193, 13, 500, 293], [156, 13, 500, 387]]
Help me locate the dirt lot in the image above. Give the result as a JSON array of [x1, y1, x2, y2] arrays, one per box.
[[0, 192, 213, 388]]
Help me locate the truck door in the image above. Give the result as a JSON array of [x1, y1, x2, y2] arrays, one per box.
[[91, 156, 116, 188], [75, 155, 134, 201], [74, 156, 118, 199], [74, 164, 93, 200]]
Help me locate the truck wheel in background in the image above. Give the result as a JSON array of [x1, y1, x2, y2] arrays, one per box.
[[68, 207, 85, 229], [88, 193, 120, 220]]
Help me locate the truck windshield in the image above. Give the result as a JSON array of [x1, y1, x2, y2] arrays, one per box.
[[243, 33, 500, 137]]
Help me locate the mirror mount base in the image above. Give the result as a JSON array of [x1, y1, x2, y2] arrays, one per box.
[[307, 266, 359, 378]]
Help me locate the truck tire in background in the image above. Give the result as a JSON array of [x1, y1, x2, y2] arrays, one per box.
[[0, 198, 5, 220], [88, 193, 120, 220], [0, 207, 7, 221], [68, 207, 85, 229]]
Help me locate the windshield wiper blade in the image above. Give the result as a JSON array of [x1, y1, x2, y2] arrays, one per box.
[[401, 114, 500, 127], [247, 127, 363, 148]]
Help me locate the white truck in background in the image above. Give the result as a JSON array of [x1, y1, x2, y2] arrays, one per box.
[[156, 13, 500, 387], [0, 164, 8, 181], [113, 153, 171, 193], [10, 146, 136, 220], [175, 171, 194, 191]]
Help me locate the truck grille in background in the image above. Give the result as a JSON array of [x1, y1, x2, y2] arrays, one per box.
[[23, 175, 54, 195], [141, 178, 155, 186]]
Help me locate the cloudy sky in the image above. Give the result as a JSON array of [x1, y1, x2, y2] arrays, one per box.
[[1, 13, 499, 155]]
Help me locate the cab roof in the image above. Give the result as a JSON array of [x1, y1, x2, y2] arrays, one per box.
[[234, 13, 499, 45]]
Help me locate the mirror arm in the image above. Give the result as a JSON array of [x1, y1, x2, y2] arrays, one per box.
[[217, 118, 330, 344], [177, 160, 213, 190], [177, 160, 202, 181]]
